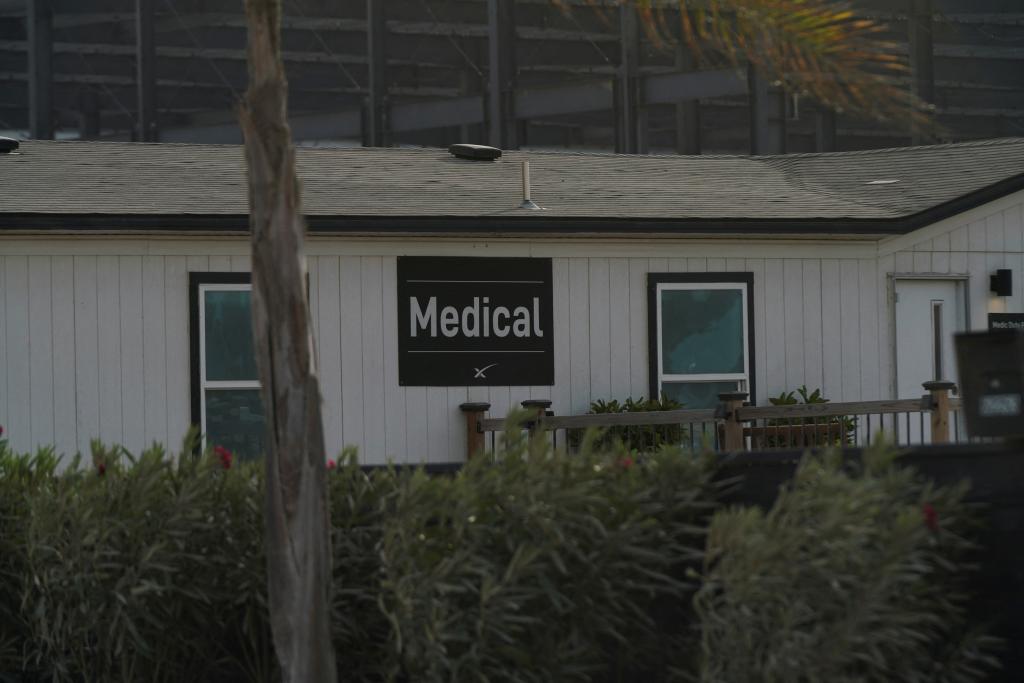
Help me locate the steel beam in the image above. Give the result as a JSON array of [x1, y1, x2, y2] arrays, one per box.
[[487, 0, 516, 149], [159, 109, 363, 144], [0, 0, 25, 14], [390, 95, 483, 132], [78, 88, 99, 138], [748, 65, 785, 155], [155, 67, 747, 144], [364, 0, 386, 146], [135, 0, 156, 141], [645, 69, 747, 104], [909, 0, 934, 144], [27, 0, 52, 139], [815, 108, 837, 152], [517, 81, 610, 118], [673, 45, 700, 155], [455, 67, 479, 143], [909, 0, 935, 103], [675, 98, 700, 155], [616, 3, 641, 154]]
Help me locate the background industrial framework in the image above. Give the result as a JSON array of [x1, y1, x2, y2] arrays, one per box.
[[2, 0, 1022, 154]]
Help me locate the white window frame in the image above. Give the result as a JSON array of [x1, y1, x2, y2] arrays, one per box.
[[198, 282, 260, 448], [655, 281, 751, 400]]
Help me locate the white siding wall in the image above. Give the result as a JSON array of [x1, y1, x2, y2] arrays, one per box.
[[0, 252, 211, 458], [879, 192, 1024, 397], [308, 251, 889, 463], [1, 190, 1021, 464], [885, 201, 1024, 325]]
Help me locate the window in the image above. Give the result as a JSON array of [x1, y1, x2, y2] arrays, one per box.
[[648, 273, 755, 409], [189, 273, 265, 460]]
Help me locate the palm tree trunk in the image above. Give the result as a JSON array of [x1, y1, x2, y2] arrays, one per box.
[[241, 1, 336, 680]]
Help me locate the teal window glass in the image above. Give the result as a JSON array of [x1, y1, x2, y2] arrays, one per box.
[[662, 381, 740, 410], [205, 389, 265, 461], [660, 289, 744, 375], [204, 290, 258, 381]]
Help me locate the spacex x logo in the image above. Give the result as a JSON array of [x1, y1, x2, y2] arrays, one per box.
[[473, 363, 498, 379]]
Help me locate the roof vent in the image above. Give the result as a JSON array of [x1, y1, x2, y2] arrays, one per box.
[[448, 143, 501, 161], [0, 137, 19, 154]]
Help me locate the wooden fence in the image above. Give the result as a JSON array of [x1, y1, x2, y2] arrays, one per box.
[[460, 381, 969, 459]]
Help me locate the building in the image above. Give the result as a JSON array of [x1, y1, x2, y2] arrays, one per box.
[[2, 1, 1024, 154], [1, 138, 1022, 463]]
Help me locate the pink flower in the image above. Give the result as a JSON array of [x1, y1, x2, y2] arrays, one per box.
[[0, 425, 4, 437], [618, 456, 634, 469], [213, 445, 233, 470], [326, 459, 337, 470], [922, 503, 939, 532]]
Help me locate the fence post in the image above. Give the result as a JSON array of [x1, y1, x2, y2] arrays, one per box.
[[520, 397, 552, 423], [459, 402, 491, 459], [521, 399, 552, 439], [923, 381, 955, 444], [718, 391, 749, 451]]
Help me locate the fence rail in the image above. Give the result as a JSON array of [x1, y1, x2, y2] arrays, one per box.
[[736, 399, 928, 421], [460, 382, 972, 459], [479, 408, 718, 432]]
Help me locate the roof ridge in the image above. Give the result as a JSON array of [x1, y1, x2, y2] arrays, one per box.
[[16, 136, 1024, 162], [755, 136, 1024, 161], [18, 139, 247, 150]]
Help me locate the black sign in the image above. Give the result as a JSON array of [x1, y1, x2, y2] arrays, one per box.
[[955, 330, 1024, 438], [397, 257, 554, 386], [988, 313, 1024, 331]]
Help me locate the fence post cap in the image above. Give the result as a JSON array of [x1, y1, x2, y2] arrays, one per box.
[[459, 402, 491, 412], [922, 381, 956, 391], [718, 391, 749, 402], [521, 399, 553, 409]]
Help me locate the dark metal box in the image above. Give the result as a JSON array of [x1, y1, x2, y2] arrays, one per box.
[[955, 330, 1024, 438]]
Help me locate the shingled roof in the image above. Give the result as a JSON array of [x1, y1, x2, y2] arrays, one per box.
[[2, 138, 1023, 235]]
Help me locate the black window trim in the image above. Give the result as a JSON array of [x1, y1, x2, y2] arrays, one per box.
[[647, 272, 756, 406]]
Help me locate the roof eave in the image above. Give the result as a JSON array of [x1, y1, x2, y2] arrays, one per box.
[[2, 171, 1023, 237], [0, 213, 904, 236]]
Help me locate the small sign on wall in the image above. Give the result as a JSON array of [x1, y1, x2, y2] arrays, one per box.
[[988, 313, 1024, 331], [397, 257, 554, 386]]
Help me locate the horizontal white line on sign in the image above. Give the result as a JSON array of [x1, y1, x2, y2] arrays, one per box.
[[407, 350, 546, 353], [406, 279, 544, 284]]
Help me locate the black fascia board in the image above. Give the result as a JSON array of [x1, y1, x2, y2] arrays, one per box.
[[3, 170, 1024, 235], [0, 213, 901, 234]]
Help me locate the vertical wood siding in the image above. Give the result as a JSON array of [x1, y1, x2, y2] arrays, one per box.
[[1, 193, 1021, 465], [28, 257, 54, 450], [0, 258, 6, 449], [94, 257, 119, 445], [51, 256, 77, 457]]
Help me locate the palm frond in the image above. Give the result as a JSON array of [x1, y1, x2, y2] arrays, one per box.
[[561, 0, 933, 126]]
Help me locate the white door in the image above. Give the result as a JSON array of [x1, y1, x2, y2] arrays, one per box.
[[895, 279, 965, 443], [895, 279, 964, 400]]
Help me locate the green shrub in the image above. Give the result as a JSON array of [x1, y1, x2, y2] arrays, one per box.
[[574, 394, 688, 453], [0, 428, 1000, 682], [377, 420, 718, 682], [327, 449, 396, 681], [0, 443, 62, 680], [695, 446, 1001, 683], [18, 437, 271, 682], [1, 423, 719, 682], [762, 386, 856, 448]]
